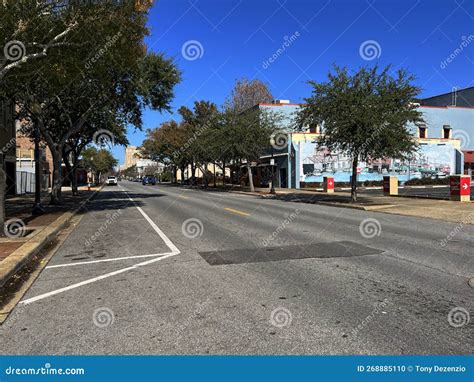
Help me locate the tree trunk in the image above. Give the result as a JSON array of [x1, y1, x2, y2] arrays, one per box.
[[213, 162, 217, 188], [203, 164, 208, 188], [0, 167, 5, 229], [71, 154, 79, 195], [62, 150, 76, 196], [247, 162, 255, 192], [50, 150, 63, 205], [180, 165, 185, 185], [191, 163, 196, 186], [351, 157, 358, 203], [222, 161, 226, 188]]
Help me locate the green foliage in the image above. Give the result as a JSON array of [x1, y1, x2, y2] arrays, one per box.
[[221, 108, 281, 162], [1, 1, 180, 203], [297, 65, 423, 162], [297, 65, 423, 201], [82, 147, 117, 175], [122, 165, 138, 179]]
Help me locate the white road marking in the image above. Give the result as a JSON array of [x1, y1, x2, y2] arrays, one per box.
[[46, 252, 170, 268], [21, 253, 177, 305], [20, 186, 180, 305]]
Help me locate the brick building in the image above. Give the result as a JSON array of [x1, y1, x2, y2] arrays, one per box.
[[15, 132, 53, 193]]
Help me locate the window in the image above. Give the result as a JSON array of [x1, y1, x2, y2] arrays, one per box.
[[418, 126, 427, 138], [307, 124, 321, 134], [443, 125, 451, 139]]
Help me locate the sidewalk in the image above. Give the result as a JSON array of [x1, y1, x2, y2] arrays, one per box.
[[198, 186, 474, 225], [0, 186, 101, 288]]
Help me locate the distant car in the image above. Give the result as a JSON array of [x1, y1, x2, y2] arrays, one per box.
[[106, 176, 118, 186], [142, 176, 156, 185]]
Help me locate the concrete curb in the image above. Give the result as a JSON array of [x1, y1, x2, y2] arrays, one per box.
[[316, 201, 396, 211], [392, 194, 472, 202], [0, 186, 103, 288]]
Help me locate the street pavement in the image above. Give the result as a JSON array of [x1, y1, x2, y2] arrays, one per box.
[[357, 184, 474, 199], [0, 181, 472, 354]]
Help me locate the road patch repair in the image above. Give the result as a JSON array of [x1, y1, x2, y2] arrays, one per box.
[[18, 187, 181, 306], [199, 241, 383, 265]]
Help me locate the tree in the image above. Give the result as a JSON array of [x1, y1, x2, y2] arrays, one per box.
[[297, 65, 423, 202], [0, 0, 82, 81], [6, 2, 180, 204], [221, 108, 281, 191], [225, 78, 273, 112], [82, 147, 117, 182], [0, 0, 83, 225], [141, 120, 188, 184], [122, 165, 138, 179], [63, 115, 128, 195], [177, 101, 220, 186]]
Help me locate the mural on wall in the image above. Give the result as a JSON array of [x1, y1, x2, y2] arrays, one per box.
[[298, 140, 458, 183]]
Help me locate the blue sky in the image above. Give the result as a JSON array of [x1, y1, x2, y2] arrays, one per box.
[[114, 0, 474, 164]]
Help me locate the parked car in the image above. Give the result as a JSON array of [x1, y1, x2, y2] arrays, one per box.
[[106, 176, 118, 186], [142, 176, 156, 185]]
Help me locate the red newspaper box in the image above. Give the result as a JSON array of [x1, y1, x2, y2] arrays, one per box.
[[323, 176, 334, 193], [450, 175, 470, 202]]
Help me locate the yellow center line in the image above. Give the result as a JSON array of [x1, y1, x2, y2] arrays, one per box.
[[177, 195, 189, 199], [224, 207, 250, 217]]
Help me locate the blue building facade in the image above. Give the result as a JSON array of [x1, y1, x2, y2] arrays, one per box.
[[258, 101, 472, 188]]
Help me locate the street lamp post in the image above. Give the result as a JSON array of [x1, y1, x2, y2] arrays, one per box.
[[270, 145, 276, 194], [32, 121, 44, 215]]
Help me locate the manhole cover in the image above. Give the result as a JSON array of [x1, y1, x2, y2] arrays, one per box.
[[199, 241, 383, 266]]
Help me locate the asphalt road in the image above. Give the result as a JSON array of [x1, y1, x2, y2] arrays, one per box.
[[0, 181, 472, 354]]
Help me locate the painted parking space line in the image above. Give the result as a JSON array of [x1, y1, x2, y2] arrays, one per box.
[[20, 189, 181, 305], [46, 252, 170, 269], [224, 207, 250, 217], [20, 253, 178, 305]]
